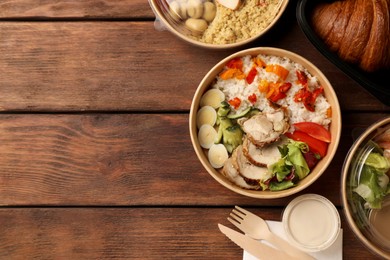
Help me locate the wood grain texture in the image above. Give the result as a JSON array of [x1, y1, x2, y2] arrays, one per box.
[[0, 19, 389, 112], [0, 1, 388, 258], [0, 21, 233, 112], [0, 112, 387, 206], [0, 207, 382, 259], [0, 0, 153, 19]]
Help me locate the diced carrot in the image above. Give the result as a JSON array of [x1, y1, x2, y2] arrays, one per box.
[[219, 68, 245, 80], [266, 82, 279, 98], [253, 57, 266, 68], [265, 64, 290, 80], [266, 86, 276, 99], [258, 79, 269, 93], [326, 107, 332, 118], [236, 71, 246, 80], [219, 69, 236, 80]]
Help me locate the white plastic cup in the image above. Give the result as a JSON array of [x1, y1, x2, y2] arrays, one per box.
[[282, 194, 341, 252]]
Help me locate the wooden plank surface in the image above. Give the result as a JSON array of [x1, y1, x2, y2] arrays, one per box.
[[0, 0, 389, 259], [0, 22, 231, 112], [0, 112, 387, 206], [0, 0, 153, 19], [0, 20, 388, 112], [0, 208, 381, 259]]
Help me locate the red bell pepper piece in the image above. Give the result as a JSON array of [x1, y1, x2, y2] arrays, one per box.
[[268, 82, 292, 102], [228, 97, 241, 109], [248, 93, 257, 104], [293, 122, 331, 143], [285, 131, 328, 158], [294, 85, 324, 112], [296, 70, 308, 86], [226, 58, 243, 70], [246, 67, 257, 84]]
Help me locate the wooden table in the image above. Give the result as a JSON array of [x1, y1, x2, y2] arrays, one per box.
[[0, 1, 388, 259]]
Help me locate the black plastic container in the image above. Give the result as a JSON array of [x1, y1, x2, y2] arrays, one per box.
[[296, 0, 390, 106]]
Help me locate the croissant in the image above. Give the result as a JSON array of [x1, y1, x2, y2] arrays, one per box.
[[311, 0, 390, 72]]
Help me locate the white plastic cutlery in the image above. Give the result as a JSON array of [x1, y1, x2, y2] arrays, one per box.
[[218, 224, 298, 260], [228, 206, 315, 260]]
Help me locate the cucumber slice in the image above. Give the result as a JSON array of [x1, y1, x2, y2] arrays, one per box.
[[214, 125, 223, 144], [227, 107, 251, 119]]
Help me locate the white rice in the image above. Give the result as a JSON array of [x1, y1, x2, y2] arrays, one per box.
[[212, 54, 331, 129]]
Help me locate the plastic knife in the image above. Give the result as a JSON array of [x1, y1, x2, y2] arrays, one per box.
[[218, 224, 299, 260]]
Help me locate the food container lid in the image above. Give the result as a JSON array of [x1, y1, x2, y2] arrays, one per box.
[[282, 194, 341, 252]]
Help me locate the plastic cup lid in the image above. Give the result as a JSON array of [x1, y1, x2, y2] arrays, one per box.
[[282, 194, 341, 252]]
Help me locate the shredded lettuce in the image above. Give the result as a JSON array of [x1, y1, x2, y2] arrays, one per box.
[[270, 140, 310, 182], [272, 158, 292, 182], [353, 152, 390, 209], [269, 180, 295, 191], [364, 152, 390, 174], [287, 141, 310, 179]]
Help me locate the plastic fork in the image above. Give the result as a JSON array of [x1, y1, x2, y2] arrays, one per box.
[[228, 205, 315, 260]]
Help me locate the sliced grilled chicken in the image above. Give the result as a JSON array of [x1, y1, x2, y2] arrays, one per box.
[[238, 108, 289, 147], [221, 158, 261, 190], [242, 136, 287, 167], [232, 145, 273, 182]]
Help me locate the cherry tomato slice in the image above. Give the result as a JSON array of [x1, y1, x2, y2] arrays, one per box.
[[293, 122, 331, 143], [285, 131, 328, 158]]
